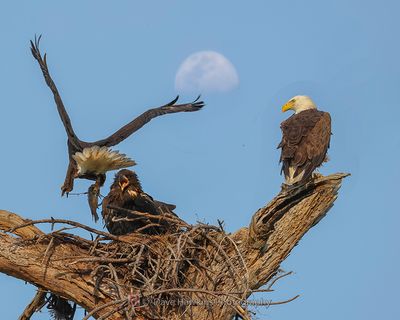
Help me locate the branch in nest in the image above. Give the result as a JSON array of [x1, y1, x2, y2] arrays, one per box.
[[5, 217, 120, 241], [107, 205, 190, 228], [0, 173, 348, 320]]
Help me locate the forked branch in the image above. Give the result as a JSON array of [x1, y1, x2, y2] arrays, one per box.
[[0, 173, 348, 319]]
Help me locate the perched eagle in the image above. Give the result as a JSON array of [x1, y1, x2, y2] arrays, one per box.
[[102, 169, 177, 235], [278, 95, 331, 186], [30, 37, 204, 220]]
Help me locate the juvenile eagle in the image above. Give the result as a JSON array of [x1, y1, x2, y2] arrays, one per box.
[[30, 36, 204, 220], [102, 169, 177, 235], [278, 95, 331, 185]]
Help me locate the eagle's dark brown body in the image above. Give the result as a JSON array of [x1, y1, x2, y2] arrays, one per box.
[[278, 109, 331, 185], [102, 169, 176, 235]]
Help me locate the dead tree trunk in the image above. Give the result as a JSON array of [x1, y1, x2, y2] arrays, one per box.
[[0, 173, 348, 319]]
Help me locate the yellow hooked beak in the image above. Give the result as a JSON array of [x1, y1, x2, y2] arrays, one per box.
[[282, 100, 295, 112]]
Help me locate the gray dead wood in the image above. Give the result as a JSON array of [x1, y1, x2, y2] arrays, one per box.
[[0, 173, 348, 319]]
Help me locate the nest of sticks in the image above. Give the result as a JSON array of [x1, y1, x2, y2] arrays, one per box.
[[12, 208, 297, 320]]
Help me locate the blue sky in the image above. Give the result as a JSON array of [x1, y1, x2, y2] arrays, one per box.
[[0, 1, 399, 319]]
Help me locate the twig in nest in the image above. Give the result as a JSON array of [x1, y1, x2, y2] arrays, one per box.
[[108, 263, 130, 319], [8, 218, 120, 241], [267, 271, 293, 290], [131, 244, 145, 279], [203, 234, 241, 291], [97, 301, 128, 320], [135, 223, 163, 233], [148, 256, 162, 291], [42, 237, 55, 265], [42, 237, 55, 280], [107, 205, 189, 227], [89, 236, 101, 255], [217, 219, 225, 233], [222, 234, 250, 298], [82, 299, 126, 320], [67, 257, 137, 266]]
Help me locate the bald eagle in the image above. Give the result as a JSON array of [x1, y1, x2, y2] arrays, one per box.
[[30, 37, 204, 195], [102, 169, 177, 235], [278, 95, 331, 186], [30, 36, 204, 221]]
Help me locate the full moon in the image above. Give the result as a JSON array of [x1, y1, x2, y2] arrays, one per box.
[[175, 51, 239, 93]]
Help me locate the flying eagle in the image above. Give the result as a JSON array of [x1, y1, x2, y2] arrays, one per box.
[[30, 36, 204, 220], [102, 169, 177, 235], [278, 95, 331, 186]]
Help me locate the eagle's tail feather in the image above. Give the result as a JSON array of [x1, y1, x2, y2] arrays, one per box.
[[72, 146, 136, 175]]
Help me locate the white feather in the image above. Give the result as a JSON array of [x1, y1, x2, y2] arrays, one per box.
[[83, 148, 91, 158], [72, 146, 136, 175], [285, 166, 305, 185], [290, 95, 317, 114], [90, 145, 100, 158]]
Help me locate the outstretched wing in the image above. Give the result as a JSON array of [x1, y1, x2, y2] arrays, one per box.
[[30, 36, 82, 151], [92, 96, 205, 147], [31, 37, 204, 150]]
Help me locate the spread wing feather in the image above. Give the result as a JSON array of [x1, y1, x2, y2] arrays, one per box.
[[92, 96, 205, 147], [30, 36, 82, 151]]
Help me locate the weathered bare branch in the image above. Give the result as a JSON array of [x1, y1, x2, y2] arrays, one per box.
[[0, 173, 348, 319]]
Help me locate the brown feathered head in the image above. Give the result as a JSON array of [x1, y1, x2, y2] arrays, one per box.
[[111, 169, 142, 192]]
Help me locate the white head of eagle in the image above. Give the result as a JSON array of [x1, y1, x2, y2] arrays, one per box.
[[279, 95, 331, 186], [281, 95, 317, 114]]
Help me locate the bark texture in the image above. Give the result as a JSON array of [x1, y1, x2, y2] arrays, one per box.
[[0, 173, 348, 319]]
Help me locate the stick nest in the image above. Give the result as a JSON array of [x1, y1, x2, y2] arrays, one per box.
[[18, 217, 253, 319]]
